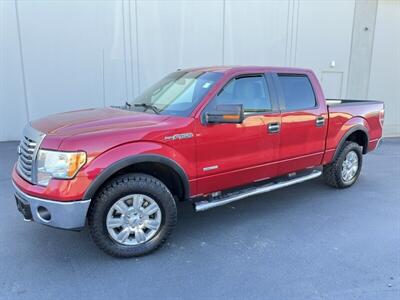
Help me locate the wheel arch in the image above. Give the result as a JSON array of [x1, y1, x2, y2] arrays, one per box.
[[332, 125, 369, 161], [83, 154, 190, 201]]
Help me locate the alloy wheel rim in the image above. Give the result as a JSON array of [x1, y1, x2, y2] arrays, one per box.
[[341, 150, 359, 182], [106, 194, 162, 246]]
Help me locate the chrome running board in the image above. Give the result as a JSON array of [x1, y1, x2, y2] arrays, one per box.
[[194, 170, 322, 212]]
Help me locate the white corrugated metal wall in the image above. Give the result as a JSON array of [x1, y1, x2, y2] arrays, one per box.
[[0, 0, 399, 141]]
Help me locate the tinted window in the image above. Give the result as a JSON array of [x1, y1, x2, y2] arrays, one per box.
[[278, 75, 316, 110], [207, 75, 272, 113]]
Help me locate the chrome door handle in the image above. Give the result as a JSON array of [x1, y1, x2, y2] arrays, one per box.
[[268, 122, 280, 133], [316, 116, 325, 127]]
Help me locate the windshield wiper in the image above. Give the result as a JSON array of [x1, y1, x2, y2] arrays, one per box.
[[110, 101, 133, 111], [134, 103, 160, 114]]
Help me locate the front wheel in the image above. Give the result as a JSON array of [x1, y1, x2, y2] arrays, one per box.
[[88, 173, 177, 258], [323, 141, 363, 188]]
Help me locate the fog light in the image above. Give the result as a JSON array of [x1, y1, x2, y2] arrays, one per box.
[[37, 206, 51, 221]]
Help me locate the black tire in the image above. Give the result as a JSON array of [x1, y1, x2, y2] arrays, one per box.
[[88, 173, 177, 258], [323, 141, 363, 188]]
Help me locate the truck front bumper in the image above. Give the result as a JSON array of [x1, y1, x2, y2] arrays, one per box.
[[13, 181, 91, 230]]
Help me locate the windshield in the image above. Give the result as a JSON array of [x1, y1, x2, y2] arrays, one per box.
[[129, 70, 223, 116]]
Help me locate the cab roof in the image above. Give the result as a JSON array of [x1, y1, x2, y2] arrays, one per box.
[[183, 65, 313, 75]]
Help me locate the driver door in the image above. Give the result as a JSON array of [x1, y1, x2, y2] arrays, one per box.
[[194, 74, 281, 195]]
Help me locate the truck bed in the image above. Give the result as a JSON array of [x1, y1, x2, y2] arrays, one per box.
[[325, 98, 384, 155]]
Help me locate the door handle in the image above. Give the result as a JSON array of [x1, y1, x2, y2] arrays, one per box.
[[268, 122, 280, 133], [316, 116, 325, 127]]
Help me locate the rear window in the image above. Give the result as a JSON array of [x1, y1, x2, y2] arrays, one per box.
[[278, 74, 316, 110]]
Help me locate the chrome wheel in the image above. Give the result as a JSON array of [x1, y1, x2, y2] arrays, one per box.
[[106, 194, 162, 246], [341, 150, 359, 182]]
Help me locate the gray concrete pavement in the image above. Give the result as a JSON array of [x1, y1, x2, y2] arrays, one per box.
[[0, 139, 399, 300]]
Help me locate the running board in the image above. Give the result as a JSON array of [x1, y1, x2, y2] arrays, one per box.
[[194, 170, 322, 212]]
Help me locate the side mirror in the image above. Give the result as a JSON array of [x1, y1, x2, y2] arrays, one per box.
[[205, 104, 244, 124]]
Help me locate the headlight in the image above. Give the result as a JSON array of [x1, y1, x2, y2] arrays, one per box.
[[36, 150, 86, 186]]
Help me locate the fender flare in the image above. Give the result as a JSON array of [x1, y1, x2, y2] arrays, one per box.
[[332, 125, 369, 161], [83, 154, 190, 200]]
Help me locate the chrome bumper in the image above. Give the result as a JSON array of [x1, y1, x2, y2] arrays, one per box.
[[13, 182, 91, 230]]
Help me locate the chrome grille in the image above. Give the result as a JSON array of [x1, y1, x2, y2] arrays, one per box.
[[16, 125, 45, 184], [17, 136, 37, 181]]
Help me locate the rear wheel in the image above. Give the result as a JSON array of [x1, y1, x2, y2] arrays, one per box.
[[323, 141, 363, 188], [88, 173, 177, 258]]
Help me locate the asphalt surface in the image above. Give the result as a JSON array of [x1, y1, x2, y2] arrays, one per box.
[[0, 139, 399, 300]]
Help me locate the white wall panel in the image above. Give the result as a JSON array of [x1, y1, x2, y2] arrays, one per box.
[[223, 0, 289, 66], [1, 0, 399, 140], [100, 0, 130, 106], [136, 0, 223, 91], [0, 1, 29, 140], [17, 1, 105, 120], [346, 0, 378, 99], [368, 0, 400, 137], [295, 0, 355, 99]]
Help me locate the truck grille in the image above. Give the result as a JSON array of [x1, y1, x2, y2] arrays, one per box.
[[16, 126, 45, 184], [17, 136, 37, 182]]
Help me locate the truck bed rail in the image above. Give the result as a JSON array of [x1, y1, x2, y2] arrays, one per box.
[[326, 99, 383, 106]]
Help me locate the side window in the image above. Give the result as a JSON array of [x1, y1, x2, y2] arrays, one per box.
[[278, 74, 316, 110], [207, 75, 272, 113]]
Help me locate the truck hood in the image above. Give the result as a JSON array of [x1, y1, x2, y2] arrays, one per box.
[[31, 107, 170, 136]]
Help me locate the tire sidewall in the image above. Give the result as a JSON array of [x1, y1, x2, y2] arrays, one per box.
[[89, 174, 177, 257], [336, 143, 363, 188]]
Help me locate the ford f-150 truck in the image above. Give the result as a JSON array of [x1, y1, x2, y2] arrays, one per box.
[[12, 66, 384, 257]]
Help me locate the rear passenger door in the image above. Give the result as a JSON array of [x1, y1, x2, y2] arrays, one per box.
[[273, 73, 328, 175]]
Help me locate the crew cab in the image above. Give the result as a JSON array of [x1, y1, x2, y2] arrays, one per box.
[[12, 66, 384, 257]]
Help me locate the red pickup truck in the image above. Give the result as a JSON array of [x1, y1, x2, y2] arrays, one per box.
[[12, 66, 384, 257]]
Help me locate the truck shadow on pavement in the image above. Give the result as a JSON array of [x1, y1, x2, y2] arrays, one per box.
[[24, 177, 335, 262]]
